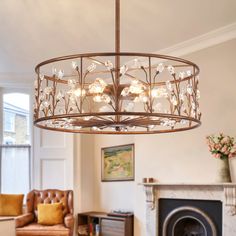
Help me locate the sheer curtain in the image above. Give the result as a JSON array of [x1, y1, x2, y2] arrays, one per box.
[[0, 145, 30, 195]]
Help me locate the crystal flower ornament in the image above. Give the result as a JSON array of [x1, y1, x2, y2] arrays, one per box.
[[105, 61, 113, 70], [58, 70, 64, 79], [89, 78, 107, 94], [167, 65, 175, 75], [156, 63, 165, 73], [129, 80, 145, 94], [87, 63, 96, 72]]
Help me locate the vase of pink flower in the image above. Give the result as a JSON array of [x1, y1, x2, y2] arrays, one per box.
[[206, 133, 236, 182]]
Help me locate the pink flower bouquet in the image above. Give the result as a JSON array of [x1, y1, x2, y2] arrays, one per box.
[[206, 133, 236, 159]]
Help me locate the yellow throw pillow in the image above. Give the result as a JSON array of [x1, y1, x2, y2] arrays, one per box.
[[38, 202, 63, 225], [0, 194, 24, 216]]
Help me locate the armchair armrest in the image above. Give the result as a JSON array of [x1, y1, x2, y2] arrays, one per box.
[[15, 213, 34, 228], [64, 213, 74, 229]]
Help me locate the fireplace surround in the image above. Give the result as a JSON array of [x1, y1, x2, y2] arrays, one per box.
[[141, 183, 236, 236]]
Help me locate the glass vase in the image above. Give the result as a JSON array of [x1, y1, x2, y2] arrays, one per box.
[[216, 157, 232, 183]]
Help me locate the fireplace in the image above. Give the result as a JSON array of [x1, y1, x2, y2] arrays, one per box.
[[141, 183, 236, 236], [158, 199, 222, 236]]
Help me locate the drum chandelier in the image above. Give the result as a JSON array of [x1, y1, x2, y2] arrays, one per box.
[[34, 0, 201, 134]]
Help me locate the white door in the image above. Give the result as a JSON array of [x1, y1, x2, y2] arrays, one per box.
[[33, 127, 74, 190]]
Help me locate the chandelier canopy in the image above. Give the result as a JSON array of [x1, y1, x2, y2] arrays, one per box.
[[34, 0, 201, 134]]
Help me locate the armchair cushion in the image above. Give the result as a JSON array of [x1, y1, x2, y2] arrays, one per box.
[[38, 202, 63, 225], [0, 194, 24, 216], [16, 223, 70, 236], [15, 213, 34, 228]]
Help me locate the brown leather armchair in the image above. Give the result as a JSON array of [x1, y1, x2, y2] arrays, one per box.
[[15, 189, 74, 236]]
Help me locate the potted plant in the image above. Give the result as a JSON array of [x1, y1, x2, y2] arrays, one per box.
[[206, 133, 236, 182]]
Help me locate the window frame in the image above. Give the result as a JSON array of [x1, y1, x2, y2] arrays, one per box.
[[0, 88, 33, 193]]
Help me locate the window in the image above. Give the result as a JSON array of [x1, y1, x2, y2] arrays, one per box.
[[4, 111, 15, 133], [3, 93, 30, 145], [0, 92, 31, 195]]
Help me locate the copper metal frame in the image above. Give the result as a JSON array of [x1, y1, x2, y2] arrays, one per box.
[[34, 0, 201, 134]]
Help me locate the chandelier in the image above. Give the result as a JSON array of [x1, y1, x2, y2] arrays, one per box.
[[34, 0, 201, 134]]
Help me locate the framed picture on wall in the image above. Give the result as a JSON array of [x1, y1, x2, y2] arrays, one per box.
[[101, 144, 135, 182]]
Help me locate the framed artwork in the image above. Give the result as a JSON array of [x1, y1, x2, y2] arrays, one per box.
[[101, 144, 135, 182]]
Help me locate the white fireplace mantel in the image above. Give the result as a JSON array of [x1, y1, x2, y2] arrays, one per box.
[[139, 182, 236, 236], [140, 182, 236, 211]]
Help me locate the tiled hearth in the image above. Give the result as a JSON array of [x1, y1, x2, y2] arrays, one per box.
[[141, 183, 236, 236]]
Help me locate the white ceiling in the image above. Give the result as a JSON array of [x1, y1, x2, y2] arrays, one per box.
[[0, 0, 236, 82]]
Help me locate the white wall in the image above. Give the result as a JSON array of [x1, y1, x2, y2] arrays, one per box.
[[74, 134, 95, 213], [78, 39, 236, 235]]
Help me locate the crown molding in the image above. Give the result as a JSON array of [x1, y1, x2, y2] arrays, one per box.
[[126, 22, 236, 67], [157, 22, 236, 57]]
